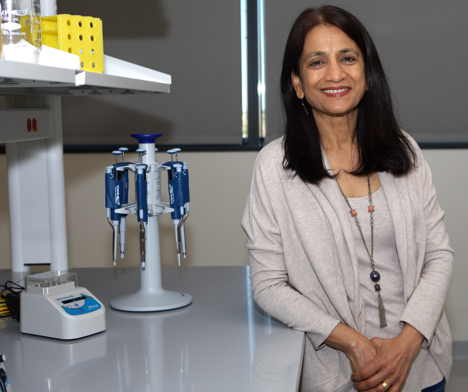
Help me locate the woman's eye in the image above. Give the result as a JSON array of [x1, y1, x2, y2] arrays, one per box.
[[309, 60, 323, 67], [342, 56, 356, 62]]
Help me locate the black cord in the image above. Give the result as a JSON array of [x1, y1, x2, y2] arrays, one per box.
[[0, 280, 25, 321], [0, 280, 25, 292]]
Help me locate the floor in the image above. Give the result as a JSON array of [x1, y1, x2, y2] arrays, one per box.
[[446, 358, 468, 391]]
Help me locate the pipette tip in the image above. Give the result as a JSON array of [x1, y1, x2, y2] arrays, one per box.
[[113, 260, 116, 266]]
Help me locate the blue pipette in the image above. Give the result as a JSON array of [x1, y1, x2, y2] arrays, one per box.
[[105, 151, 124, 265], [135, 149, 148, 268], [166, 160, 185, 265], [166, 148, 190, 259], [105, 149, 133, 264]]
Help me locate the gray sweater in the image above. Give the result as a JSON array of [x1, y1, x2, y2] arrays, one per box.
[[241, 135, 453, 391]]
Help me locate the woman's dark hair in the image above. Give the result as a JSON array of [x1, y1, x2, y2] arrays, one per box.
[[281, 5, 415, 184]]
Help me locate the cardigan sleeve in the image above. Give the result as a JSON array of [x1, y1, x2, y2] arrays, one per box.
[[241, 148, 341, 350], [399, 147, 454, 346]]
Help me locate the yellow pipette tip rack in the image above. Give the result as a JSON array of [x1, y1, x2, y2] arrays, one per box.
[[41, 14, 104, 73]]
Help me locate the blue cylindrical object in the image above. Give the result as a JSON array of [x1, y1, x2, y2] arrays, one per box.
[[182, 163, 190, 204], [122, 170, 129, 205], [105, 173, 115, 208], [110, 209, 121, 221], [131, 134, 163, 144], [106, 163, 132, 217], [114, 163, 131, 208], [168, 160, 190, 204], [166, 162, 185, 220], [105, 173, 123, 209], [105, 172, 124, 220], [135, 165, 148, 222]]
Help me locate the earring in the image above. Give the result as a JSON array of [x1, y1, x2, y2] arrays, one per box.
[[301, 99, 309, 115]]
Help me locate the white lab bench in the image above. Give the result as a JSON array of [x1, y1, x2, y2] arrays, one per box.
[[0, 266, 305, 392]]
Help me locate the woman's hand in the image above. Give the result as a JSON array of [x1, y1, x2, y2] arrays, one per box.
[[347, 337, 378, 373], [325, 323, 377, 373], [351, 324, 424, 391]]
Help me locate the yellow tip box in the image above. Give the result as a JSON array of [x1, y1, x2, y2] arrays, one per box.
[[41, 14, 104, 73]]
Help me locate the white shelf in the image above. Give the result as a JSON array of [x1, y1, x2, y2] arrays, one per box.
[[1, 46, 172, 272], [0, 58, 75, 86], [0, 54, 171, 96]]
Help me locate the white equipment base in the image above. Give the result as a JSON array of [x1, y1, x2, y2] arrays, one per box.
[[20, 286, 106, 340], [110, 290, 192, 312]]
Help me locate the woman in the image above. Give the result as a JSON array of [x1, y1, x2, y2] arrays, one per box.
[[242, 6, 453, 392]]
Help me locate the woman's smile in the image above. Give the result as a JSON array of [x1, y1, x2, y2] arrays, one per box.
[[321, 86, 351, 97]]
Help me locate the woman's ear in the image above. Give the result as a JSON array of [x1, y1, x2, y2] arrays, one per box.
[[291, 72, 304, 99]]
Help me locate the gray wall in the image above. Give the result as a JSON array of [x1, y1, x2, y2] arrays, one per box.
[[264, 0, 468, 144], [58, 0, 242, 146]]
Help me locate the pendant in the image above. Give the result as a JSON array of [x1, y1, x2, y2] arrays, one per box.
[[370, 270, 380, 282]]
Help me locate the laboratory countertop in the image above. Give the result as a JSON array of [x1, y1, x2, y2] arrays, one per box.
[[0, 267, 304, 392]]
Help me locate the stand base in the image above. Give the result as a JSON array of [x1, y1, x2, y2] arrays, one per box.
[[110, 290, 192, 312]]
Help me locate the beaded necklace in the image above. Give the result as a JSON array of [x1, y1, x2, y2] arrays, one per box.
[[337, 174, 388, 328]]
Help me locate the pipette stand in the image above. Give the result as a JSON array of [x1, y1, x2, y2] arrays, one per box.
[[109, 134, 192, 312]]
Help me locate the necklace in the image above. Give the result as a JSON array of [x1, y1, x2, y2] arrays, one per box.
[[337, 174, 388, 328]]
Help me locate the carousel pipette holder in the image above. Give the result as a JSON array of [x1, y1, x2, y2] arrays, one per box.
[[108, 134, 192, 312], [20, 271, 106, 340]]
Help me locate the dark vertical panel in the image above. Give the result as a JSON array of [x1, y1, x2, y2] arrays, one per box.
[[246, 0, 260, 147]]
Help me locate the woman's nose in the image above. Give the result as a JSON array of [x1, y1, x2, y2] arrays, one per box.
[[325, 60, 346, 83]]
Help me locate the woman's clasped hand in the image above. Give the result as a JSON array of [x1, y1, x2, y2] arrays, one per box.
[[350, 324, 425, 391]]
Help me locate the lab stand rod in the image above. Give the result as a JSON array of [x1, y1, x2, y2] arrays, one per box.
[[141, 143, 164, 293], [41, 3, 67, 271], [40, 0, 57, 17], [6, 143, 26, 272], [141, 143, 156, 164], [44, 96, 68, 271], [140, 215, 165, 294]]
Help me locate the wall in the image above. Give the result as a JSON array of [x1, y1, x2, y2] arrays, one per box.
[[0, 149, 467, 341], [0, 151, 256, 270]]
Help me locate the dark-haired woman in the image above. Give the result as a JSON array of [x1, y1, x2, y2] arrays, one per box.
[[242, 6, 452, 392]]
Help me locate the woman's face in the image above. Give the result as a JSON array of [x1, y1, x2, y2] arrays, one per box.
[[292, 25, 366, 121]]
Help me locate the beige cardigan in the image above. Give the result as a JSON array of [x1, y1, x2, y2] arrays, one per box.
[[241, 136, 453, 391]]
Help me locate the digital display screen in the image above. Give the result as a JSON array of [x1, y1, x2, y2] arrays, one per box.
[[62, 295, 88, 304]]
